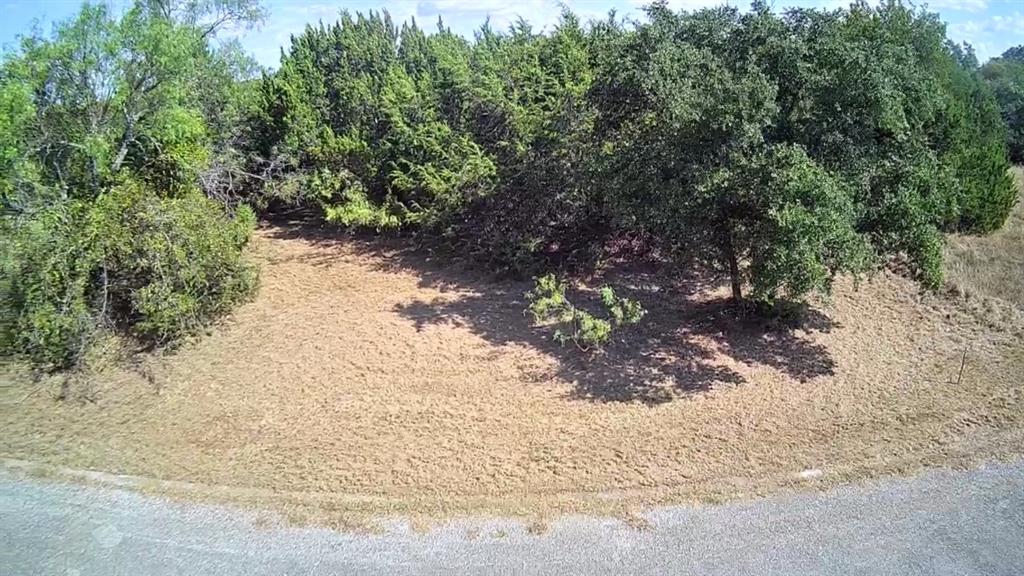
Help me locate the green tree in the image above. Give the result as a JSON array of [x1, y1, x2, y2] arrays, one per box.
[[0, 0, 264, 208], [249, 11, 496, 229], [590, 3, 869, 302], [1002, 45, 1024, 63], [588, 1, 1012, 299], [248, 1, 1015, 304], [981, 47, 1024, 162], [0, 0, 265, 371]]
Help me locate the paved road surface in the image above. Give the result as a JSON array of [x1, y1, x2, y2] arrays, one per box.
[[2, 461, 1023, 575]]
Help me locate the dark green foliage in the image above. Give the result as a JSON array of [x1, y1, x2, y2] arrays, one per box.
[[981, 47, 1024, 162], [594, 1, 1015, 297], [1, 183, 257, 369], [243, 2, 1011, 305], [250, 10, 603, 271], [249, 2, 1015, 305], [5, 0, 1016, 375], [739, 145, 873, 301], [443, 13, 604, 273], [1002, 46, 1024, 64], [245, 12, 496, 230]]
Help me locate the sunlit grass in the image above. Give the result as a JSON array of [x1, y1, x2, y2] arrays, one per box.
[[945, 167, 1024, 309]]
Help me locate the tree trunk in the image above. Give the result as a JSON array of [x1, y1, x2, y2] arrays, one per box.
[[724, 227, 742, 302], [110, 129, 132, 173], [728, 251, 742, 301], [111, 106, 139, 174]]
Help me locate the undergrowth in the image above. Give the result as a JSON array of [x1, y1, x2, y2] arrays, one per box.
[[0, 182, 258, 372], [525, 274, 645, 350]]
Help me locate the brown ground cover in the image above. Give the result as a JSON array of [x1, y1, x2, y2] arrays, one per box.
[[946, 167, 1024, 309], [2, 205, 1024, 526]]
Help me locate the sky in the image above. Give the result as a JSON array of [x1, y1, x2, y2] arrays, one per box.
[[1, 0, 1021, 68]]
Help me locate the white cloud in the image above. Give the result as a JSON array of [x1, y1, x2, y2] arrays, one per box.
[[946, 11, 1022, 61], [948, 12, 1024, 37], [920, 0, 989, 12], [415, 0, 567, 33], [990, 11, 1024, 31], [948, 19, 983, 35]]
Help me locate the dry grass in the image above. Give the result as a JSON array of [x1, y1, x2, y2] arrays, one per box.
[[2, 207, 1024, 527], [946, 167, 1024, 309]]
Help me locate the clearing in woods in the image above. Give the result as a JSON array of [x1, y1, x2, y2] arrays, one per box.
[[3, 186, 1024, 527]]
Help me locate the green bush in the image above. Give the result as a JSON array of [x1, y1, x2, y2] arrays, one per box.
[[0, 203, 99, 369], [525, 274, 644, 350], [600, 286, 646, 327], [950, 142, 1018, 234], [0, 182, 258, 370], [130, 107, 212, 197]]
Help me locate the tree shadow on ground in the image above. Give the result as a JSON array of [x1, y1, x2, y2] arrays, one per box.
[[395, 292, 836, 404], [263, 209, 838, 405]]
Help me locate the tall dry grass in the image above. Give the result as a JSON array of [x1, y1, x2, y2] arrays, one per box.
[[945, 166, 1024, 309]]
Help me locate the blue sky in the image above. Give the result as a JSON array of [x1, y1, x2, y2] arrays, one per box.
[[2, 0, 1021, 68]]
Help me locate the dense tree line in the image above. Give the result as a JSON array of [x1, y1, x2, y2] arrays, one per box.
[[0, 0, 1019, 372], [250, 0, 1016, 302], [981, 45, 1024, 162]]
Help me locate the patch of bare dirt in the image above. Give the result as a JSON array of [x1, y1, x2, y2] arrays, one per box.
[[3, 211, 1024, 525]]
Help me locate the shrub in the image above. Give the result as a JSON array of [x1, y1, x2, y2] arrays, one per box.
[[0, 203, 99, 369], [0, 182, 258, 370], [525, 274, 644, 350], [131, 107, 212, 196], [600, 286, 646, 326]]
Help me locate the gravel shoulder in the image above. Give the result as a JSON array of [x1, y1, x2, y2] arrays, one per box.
[[3, 459, 1023, 576]]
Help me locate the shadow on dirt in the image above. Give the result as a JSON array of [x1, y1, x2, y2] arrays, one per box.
[[263, 209, 838, 405]]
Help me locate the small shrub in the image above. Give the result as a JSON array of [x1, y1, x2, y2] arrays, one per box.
[[525, 274, 570, 321], [560, 313, 612, 350], [600, 286, 646, 326], [525, 274, 644, 350]]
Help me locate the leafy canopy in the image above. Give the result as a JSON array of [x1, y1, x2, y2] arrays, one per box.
[[981, 46, 1024, 162], [0, 0, 264, 371]]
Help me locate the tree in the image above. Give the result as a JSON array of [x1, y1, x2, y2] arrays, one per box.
[[0, 0, 264, 209], [248, 1, 1014, 304], [589, 3, 868, 302], [248, 11, 497, 229], [1002, 45, 1024, 63], [587, 1, 1012, 299], [981, 47, 1024, 162], [0, 0, 265, 371]]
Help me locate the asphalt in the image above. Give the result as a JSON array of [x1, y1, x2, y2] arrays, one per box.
[[2, 461, 1023, 575]]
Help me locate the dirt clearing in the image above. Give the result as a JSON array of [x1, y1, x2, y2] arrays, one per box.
[[3, 211, 1024, 525]]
